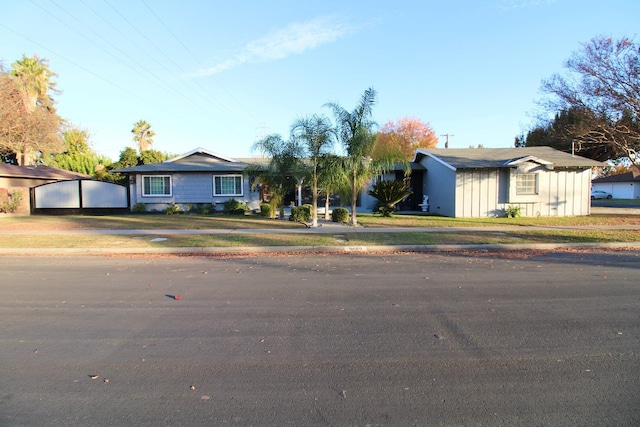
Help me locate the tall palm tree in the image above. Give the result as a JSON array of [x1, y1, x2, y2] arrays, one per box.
[[10, 55, 58, 112], [131, 120, 155, 152], [6, 56, 61, 165], [291, 114, 335, 227], [325, 88, 390, 226]]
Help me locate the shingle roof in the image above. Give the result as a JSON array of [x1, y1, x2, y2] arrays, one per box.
[[112, 150, 270, 174], [414, 147, 604, 169], [592, 166, 640, 183], [0, 163, 91, 180]]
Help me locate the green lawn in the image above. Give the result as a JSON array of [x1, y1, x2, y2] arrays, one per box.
[[1, 211, 639, 231]]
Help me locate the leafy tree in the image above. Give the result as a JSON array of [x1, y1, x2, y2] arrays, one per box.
[[325, 87, 396, 226], [291, 114, 334, 227], [131, 120, 155, 152], [373, 117, 438, 160], [43, 126, 113, 177], [368, 179, 412, 217], [139, 149, 167, 165], [115, 147, 139, 168], [539, 36, 640, 165], [250, 134, 305, 219], [0, 60, 62, 165], [519, 107, 620, 161]]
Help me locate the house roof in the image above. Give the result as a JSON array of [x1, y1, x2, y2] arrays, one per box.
[[112, 148, 270, 173], [0, 163, 91, 180], [413, 147, 604, 170], [592, 166, 640, 183]]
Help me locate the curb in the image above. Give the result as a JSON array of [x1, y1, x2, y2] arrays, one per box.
[[2, 241, 639, 256]]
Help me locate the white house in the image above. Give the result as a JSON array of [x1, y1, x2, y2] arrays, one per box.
[[406, 147, 603, 218], [591, 166, 640, 199]]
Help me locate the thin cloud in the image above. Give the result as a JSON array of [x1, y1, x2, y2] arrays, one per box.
[[196, 16, 355, 76]]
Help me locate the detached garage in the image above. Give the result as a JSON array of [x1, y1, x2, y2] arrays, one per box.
[[591, 166, 640, 200], [0, 164, 89, 214], [32, 180, 129, 213]]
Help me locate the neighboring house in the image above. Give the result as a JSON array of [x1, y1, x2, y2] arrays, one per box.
[[591, 166, 640, 199], [0, 163, 90, 214], [399, 147, 603, 218], [113, 147, 267, 212]]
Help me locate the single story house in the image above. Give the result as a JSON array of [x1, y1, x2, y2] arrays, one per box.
[[0, 163, 90, 214], [115, 145, 603, 218], [364, 147, 602, 218], [113, 147, 267, 212], [591, 166, 640, 199]]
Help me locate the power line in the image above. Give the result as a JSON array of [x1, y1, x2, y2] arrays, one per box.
[[139, 0, 259, 122], [101, 0, 242, 119]]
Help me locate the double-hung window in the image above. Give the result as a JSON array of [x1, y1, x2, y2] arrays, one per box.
[[142, 176, 171, 196], [214, 175, 243, 196], [516, 173, 538, 195]]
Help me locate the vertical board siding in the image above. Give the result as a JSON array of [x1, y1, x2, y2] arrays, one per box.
[[450, 167, 592, 218], [456, 170, 499, 217]]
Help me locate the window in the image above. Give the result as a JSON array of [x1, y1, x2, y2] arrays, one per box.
[[143, 176, 171, 196], [516, 173, 537, 195], [214, 175, 243, 196]]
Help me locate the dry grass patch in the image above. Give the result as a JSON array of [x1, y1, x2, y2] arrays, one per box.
[[2, 229, 638, 249]]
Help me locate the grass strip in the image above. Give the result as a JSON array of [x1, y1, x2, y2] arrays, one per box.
[[1, 230, 638, 249]]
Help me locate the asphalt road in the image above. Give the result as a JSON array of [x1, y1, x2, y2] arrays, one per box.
[[1, 251, 639, 426]]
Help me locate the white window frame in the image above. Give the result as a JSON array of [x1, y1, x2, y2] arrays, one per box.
[[213, 175, 243, 196], [516, 173, 538, 195], [142, 175, 172, 197]]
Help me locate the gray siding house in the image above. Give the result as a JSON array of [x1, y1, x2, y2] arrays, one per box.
[[114, 148, 267, 212], [411, 147, 603, 218]]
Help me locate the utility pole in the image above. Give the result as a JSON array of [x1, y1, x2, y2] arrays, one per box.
[[440, 134, 454, 149]]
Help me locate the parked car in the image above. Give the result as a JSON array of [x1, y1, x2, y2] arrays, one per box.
[[591, 189, 612, 200]]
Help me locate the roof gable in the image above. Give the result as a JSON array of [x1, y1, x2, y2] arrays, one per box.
[[112, 147, 263, 174], [167, 147, 238, 164]]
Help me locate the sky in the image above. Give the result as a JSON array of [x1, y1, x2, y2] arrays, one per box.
[[1, 0, 638, 161]]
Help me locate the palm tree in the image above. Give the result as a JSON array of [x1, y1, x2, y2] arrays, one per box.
[[317, 154, 349, 220], [325, 88, 390, 226], [6, 56, 62, 165], [250, 134, 305, 219], [10, 54, 58, 111], [131, 120, 155, 152], [291, 114, 335, 227]]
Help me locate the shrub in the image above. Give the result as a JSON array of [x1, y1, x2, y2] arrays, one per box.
[[290, 204, 312, 223], [164, 204, 182, 215], [503, 205, 522, 218], [188, 203, 213, 215], [0, 189, 23, 213], [260, 203, 272, 218], [223, 198, 249, 215], [132, 203, 147, 213], [373, 203, 396, 217], [331, 207, 350, 223], [198, 203, 214, 215], [368, 180, 412, 217]]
